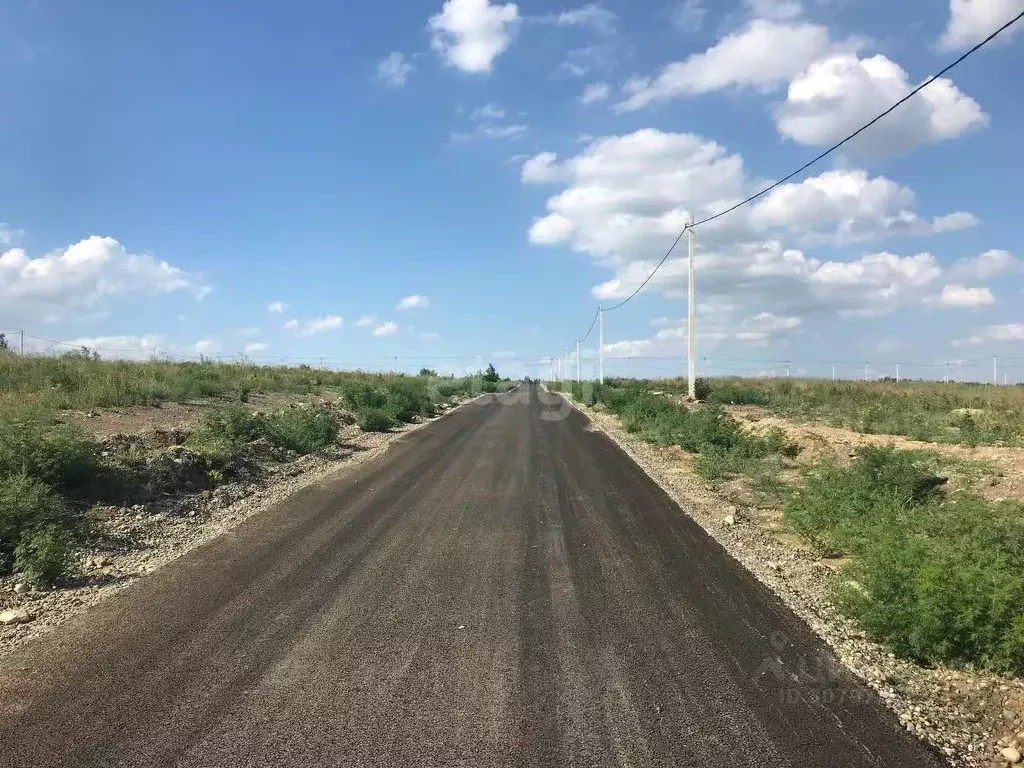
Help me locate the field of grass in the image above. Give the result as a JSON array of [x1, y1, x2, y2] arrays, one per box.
[[0, 354, 509, 586], [619, 376, 1024, 448], [555, 379, 1024, 676]]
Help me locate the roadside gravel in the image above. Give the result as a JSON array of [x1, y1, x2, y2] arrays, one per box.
[[567, 396, 1024, 768]]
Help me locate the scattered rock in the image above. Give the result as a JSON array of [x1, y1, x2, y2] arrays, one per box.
[[722, 514, 737, 526], [1001, 746, 1022, 764], [0, 609, 33, 626], [13, 583, 28, 594]]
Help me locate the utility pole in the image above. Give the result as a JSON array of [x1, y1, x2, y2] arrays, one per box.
[[785, 362, 791, 378], [575, 338, 580, 384], [832, 364, 836, 382], [598, 306, 605, 385], [20, 329, 24, 356], [864, 362, 869, 382], [896, 362, 901, 383], [994, 356, 998, 385], [687, 216, 696, 400], [944, 363, 950, 384]]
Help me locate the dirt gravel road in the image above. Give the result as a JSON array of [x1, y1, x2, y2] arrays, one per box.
[[0, 384, 947, 767]]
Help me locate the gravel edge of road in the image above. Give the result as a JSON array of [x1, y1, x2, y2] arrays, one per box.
[[0, 397, 482, 661], [559, 393, 1024, 768]]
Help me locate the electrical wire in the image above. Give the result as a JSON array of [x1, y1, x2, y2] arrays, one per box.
[[594, 9, 1024, 314]]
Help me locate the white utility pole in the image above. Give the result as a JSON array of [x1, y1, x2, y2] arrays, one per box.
[[686, 216, 697, 400], [598, 306, 605, 385], [575, 339, 581, 384], [896, 363, 901, 383], [832, 364, 836, 382], [994, 356, 998, 385]]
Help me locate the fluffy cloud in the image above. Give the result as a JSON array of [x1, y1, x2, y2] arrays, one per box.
[[0, 235, 209, 327], [579, 82, 610, 105], [615, 20, 851, 112], [749, 170, 978, 244], [940, 0, 1024, 50], [429, 0, 520, 74], [195, 339, 222, 355], [284, 316, 344, 337], [356, 315, 377, 327], [521, 131, 966, 260], [947, 249, 1022, 282], [775, 54, 987, 156], [397, 294, 430, 310], [267, 301, 288, 314], [376, 52, 415, 87], [928, 284, 995, 308], [244, 342, 269, 354], [522, 129, 1004, 334], [373, 321, 399, 337]]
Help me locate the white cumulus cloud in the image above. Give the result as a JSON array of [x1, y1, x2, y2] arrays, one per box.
[[928, 284, 995, 308], [429, 0, 521, 74], [373, 321, 399, 337], [267, 301, 288, 314], [244, 342, 269, 354], [0, 235, 209, 328], [615, 19, 853, 112], [940, 0, 1024, 50], [775, 54, 987, 157], [521, 129, 1007, 332], [356, 315, 377, 328]]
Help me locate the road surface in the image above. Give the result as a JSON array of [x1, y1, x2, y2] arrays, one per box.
[[0, 385, 946, 767]]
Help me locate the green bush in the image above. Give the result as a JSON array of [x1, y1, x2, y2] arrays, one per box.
[[785, 445, 1024, 674], [0, 473, 86, 583], [265, 409, 339, 454], [339, 381, 388, 411], [356, 407, 397, 432], [837, 497, 1024, 674], [14, 524, 79, 586], [784, 447, 941, 555], [384, 379, 432, 423], [0, 407, 99, 495]]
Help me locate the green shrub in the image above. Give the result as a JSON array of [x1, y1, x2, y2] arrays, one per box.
[[0, 407, 99, 495], [837, 497, 1024, 674], [339, 381, 388, 411], [0, 473, 86, 582], [357, 407, 397, 432], [14, 524, 78, 586], [384, 379, 432, 423], [784, 447, 941, 555], [265, 409, 339, 454]]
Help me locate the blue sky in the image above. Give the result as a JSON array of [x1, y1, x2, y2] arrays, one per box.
[[1, 0, 1022, 381]]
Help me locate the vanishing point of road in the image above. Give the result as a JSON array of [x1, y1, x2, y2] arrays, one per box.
[[0, 384, 946, 767]]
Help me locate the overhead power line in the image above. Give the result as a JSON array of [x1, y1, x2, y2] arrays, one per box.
[[600, 9, 1024, 312]]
